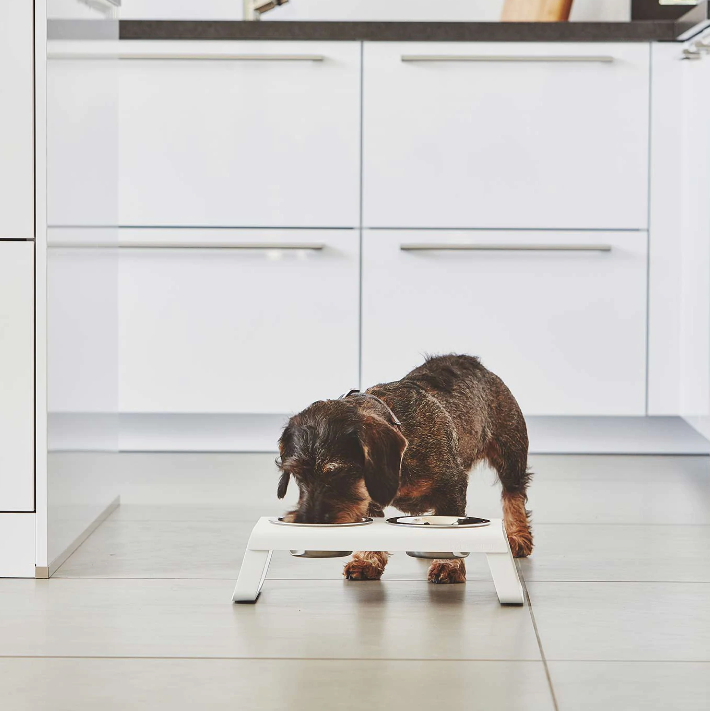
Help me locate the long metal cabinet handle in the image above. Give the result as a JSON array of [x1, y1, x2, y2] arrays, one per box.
[[399, 244, 613, 252], [400, 55, 615, 63], [49, 242, 326, 250], [48, 53, 325, 61]]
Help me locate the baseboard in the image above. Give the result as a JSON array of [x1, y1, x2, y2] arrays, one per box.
[[47, 495, 120, 577], [527, 416, 710, 454], [48, 412, 119, 451], [119, 413, 289, 452], [683, 415, 710, 441], [48, 413, 710, 455]]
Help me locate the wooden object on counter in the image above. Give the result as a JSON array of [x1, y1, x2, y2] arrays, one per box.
[[502, 0, 573, 22]]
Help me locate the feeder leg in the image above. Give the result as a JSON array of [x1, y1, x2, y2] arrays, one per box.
[[486, 552, 525, 605], [233, 549, 272, 603]]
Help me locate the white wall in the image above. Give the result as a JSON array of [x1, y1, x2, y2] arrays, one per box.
[[119, 0, 631, 21]]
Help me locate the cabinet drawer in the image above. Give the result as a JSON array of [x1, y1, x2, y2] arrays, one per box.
[[119, 229, 359, 414], [362, 230, 647, 416], [363, 43, 649, 230], [119, 41, 360, 228], [0, 242, 34, 510]]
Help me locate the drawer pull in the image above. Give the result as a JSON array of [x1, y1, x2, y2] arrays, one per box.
[[400, 243, 612, 252], [50, 242, 325, 250], [401, 55, 614, 64], [48, 52, 325, 61]]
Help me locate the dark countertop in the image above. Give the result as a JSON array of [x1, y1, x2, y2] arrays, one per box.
[[120, 20, 684, 43]]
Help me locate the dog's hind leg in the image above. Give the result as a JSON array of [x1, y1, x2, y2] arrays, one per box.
[[344, 551, 389, 581], [485, 437, 533, 558]]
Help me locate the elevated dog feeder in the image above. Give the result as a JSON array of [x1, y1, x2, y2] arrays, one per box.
[[232, 517, 524, 605]]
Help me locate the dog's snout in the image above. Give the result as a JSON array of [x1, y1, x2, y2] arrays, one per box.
[[302, 494, 332, 524]]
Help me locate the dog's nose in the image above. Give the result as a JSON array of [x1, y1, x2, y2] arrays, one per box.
[[302, 499, 332, 524]]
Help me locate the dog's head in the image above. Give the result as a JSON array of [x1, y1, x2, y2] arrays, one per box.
[[276, 399, 408, 523]]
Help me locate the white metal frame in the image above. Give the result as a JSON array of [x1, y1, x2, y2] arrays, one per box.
[[233, 517, 525, 605]]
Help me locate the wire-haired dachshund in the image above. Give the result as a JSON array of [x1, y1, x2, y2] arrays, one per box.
[[276, 354, 533, 584]]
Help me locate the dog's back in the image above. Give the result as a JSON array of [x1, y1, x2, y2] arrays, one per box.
[[399, 354, 528, 472]]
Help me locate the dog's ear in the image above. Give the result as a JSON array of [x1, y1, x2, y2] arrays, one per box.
[[276, 421, 294, 500], [359, 415, 407, 506], [277, 471, 290, 499]]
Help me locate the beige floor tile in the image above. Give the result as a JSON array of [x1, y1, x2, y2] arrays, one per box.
[[549, 661, 710, 711], [528, 582, 710, 661], [519, 524, 710, 582], [55, 517, 500, 582], [0, 578, 540, 660], [0, 658, 555, 711]]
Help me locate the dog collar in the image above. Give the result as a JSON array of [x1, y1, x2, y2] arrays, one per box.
[[342, 389, 403, 431]]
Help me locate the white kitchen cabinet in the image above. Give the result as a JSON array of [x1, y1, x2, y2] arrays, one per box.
[[363, 42, 649, 230], [0, 515, 35, 577], [362, 230, 647, 416], [0, 0, 34, 239], [119, 41, 360, 228], [47, 228, 119, 417], [47, 47, 119, 227], [678, 47, 710, 430], [119, 229, 359, 414], [648, 41, 710, 429], [0, 242, 34, 511]]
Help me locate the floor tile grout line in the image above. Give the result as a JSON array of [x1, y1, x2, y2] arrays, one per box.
[[47, 577, 710, 583], [0, 655, 548, 662], [516, 579, 710, 584], [0, 655, 708, 663], [89, 519, 710, 527], [518, 560, 560, 711]]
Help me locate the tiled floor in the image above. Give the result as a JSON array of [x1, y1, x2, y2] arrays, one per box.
[[2, 454, 709, 710]]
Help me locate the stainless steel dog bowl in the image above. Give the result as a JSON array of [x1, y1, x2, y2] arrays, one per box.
[[270, 517, 373, 527], [268, 517, 373, 559], [386, 515, 490, 528], [406, 551, 470, 560], [385, 515, 490, 560], [290, 550, 353, 559]]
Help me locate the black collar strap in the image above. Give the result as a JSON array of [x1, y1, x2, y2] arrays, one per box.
[[342, 389, 402, 431]]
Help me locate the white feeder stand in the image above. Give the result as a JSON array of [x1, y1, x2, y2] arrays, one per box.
[[232, 517, 525, 605]]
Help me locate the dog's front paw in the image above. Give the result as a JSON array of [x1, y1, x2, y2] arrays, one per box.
[[427, 559, 466, 584], [344, 553, 386, 581], [508, 530, 534, 558]]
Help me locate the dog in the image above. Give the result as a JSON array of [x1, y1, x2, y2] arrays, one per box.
[[276, 354, 533, 584]]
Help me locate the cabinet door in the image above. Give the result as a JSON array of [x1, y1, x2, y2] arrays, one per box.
[[119, 229, 359, 414], [362, 230, 647, 416], [0, 0, 33, 239], [363, 42, 649, 230], [0, 242, 34, 511], [678, 51, 710, 425], [47, 50, 119, 227], [119, 41, 360, 228]]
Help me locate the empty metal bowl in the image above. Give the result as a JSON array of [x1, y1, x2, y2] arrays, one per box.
[[385, 515, 490, 560], [386, 515, 490, 528]]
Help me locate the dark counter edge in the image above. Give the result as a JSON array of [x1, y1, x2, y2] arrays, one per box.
[[119, 20, 685, 43]]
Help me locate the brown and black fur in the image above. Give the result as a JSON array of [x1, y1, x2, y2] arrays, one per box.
[[276, 354, 533, 584]]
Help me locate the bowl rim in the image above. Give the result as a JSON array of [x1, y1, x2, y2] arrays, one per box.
[[270, 517, 374, 527], [385, 515, 490, 528]]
